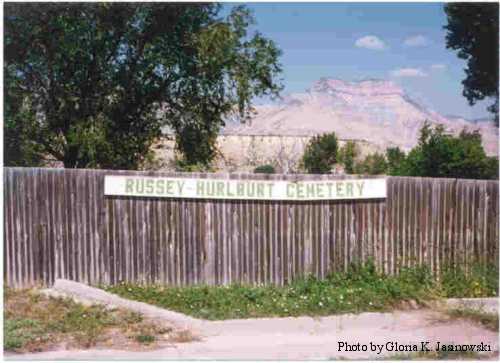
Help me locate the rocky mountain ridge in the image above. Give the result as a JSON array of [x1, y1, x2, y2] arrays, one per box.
[[224, 78, 498, 155]]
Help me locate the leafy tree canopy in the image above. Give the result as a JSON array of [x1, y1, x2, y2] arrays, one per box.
[[385, 147, 406, 176], [302, 133, 338, 174], [354, 152, 388, 175], [4, 3, 282, 169], [444, 3, 499, 123], [338, 141, 359, 174], [391, 122, 498, 180]]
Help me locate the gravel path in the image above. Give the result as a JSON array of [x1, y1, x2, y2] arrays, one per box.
[[6, 280, 499, 360]]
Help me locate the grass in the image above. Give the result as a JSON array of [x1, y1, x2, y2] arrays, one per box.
[[439, 263, 498, 298], [105, 261, 438, 320], [135, 334, 155, 344], [3, 288, 190, 353], [105, 261, 498, 321]]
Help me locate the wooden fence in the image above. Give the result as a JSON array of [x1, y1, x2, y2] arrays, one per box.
[[4, 167, 499, 288]]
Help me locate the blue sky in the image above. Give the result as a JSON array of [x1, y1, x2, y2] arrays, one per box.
[[223, 2, 492, 119]]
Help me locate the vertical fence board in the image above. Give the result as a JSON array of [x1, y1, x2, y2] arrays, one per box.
[[4, 167, 499, 287]]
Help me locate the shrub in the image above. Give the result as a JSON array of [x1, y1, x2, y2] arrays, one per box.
[[338, 141, 359, 174], [174, 158, 213, 172], [401, 122, 498, 179], [440, 263, 498, 298], [254, 164, 276, 174], [385, 147, 406, 175], [354, 152, 388, 175], [302, 133, 338, 174]]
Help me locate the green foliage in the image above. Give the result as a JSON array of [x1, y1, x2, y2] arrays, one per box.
[[106, 259, 498, 321], [385, 147, 406, 176], [4, 3, 282, 169], [354, 152, 388, 175], [400, 122, 498, 179], [3, 88, 45, 166], [4, 318, 45, 350], [444, 3, 499, 124], [174, 158, 214, 173], [253, 164, 276, 174], [302, 133, 338, 174], [439, 263, 498, 298], [135, 334, 155, 344], [484, 155, 499, 179], [105, 260, 437, 320], [3, 289, 164, 352], [337, 141, 359, 174], [4, 293, 113, 350]]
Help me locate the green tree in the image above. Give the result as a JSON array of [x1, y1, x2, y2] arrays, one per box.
[[301, 133, 338, 174], [4, 83, 45, 166], [4, 3, 282, 169], [444, 3, 499, 124], [485, 156, 499, 179], [338, 141, 359, 174], [385, 147, 407, 175], [402, 122, 497, 179], [354, 152, 388, 175]]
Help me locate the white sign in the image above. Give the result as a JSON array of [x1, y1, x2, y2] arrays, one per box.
[[104, 176, 386, 201]]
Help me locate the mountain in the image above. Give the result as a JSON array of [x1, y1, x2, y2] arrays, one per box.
[[224, 78, 498, 155]]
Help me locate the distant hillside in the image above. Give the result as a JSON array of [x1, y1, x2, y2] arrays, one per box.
[[224, 78, 498, 155]]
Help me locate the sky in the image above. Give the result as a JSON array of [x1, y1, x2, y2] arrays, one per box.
[[223, 2, 492, 120]]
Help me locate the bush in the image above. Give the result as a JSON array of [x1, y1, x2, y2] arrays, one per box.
[[338, 141, 359, 174], [401, 122, 498, 179], [254, 164, 276, 174], [354, 152, 388, 175], [386, 147, 406, 175], [174, 158, 213, 172], [302, 133, 338, 174], [440, 263, 498, 298], [484, 156, 499, 179]]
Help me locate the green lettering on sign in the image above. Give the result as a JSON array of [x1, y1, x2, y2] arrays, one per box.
[[105, 176, 386, 201]]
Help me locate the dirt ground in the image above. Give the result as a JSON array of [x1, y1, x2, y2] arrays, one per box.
[[4, 288, 200, 354], [6, 309, 498, 360]]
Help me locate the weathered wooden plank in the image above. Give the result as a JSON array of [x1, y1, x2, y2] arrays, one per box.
[[3, 168, 499, 287]]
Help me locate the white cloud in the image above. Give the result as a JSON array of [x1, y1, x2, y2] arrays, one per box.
[[403, 35, 428, 47], [390, 68, 428, 78], [430, 64, 447, 71], [355, 35, 386, 50]]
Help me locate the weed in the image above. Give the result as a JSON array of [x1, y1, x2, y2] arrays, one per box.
[[171, 329, 198, 343], [3, 289, 184, 352], [135, 334, 155, 344], [439, 263, 498, 298], [4, 318, 46, 350], [121, 311, 144, 325], [105, 260, 498, 321], [105, 261, 437, 320]]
